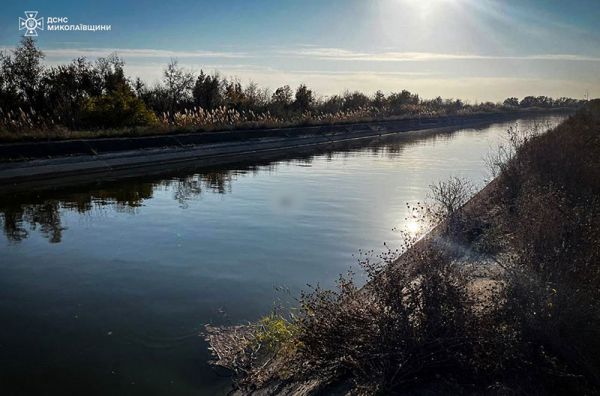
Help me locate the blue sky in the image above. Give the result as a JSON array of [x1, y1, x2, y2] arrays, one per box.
[[1, 0, 599, 101]]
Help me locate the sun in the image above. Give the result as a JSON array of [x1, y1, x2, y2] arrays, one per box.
[[390, 0, 461, 19]]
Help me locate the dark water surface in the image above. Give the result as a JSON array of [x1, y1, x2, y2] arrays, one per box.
[[0, 115, 565, 395]]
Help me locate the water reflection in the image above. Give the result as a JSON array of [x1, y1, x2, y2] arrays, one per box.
[[1, 200, 64, 243], [0, 175, 230, 242], [0, 127, 465, 244]]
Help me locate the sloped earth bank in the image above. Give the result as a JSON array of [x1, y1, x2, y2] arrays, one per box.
[[206, 102, 600, 395]]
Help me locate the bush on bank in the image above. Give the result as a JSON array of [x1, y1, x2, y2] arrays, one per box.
[[80, 87, 159, 129]]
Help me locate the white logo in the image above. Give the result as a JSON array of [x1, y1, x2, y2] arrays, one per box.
[[17, 12, 111, 35], [19, 11, 44, 37]]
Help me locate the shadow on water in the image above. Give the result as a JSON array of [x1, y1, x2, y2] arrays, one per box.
[[0, 126, 460, 244]]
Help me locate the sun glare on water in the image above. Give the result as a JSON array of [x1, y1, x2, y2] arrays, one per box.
[[405, 219, 422, 236]]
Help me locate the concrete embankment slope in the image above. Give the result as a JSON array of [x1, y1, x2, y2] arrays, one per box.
[[0, 110, 570, 187]]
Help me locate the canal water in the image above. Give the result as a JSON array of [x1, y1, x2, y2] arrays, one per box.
[[0, 115, 565, 395]]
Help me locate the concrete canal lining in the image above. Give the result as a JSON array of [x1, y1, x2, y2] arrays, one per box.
[[0, 110, 572, 188]]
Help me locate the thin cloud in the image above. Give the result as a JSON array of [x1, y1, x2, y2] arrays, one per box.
[[4, 45, 597, 63], [288, 70, 436, 77], [279, 47, 600, 62], [0, 47, 248, 59]]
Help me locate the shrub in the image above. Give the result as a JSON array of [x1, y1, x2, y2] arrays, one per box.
[[255, 313, 299, 353], [81, 87, 158, 128]]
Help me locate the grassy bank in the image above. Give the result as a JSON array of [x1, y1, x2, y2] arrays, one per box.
[[206, 100, 600, 394]]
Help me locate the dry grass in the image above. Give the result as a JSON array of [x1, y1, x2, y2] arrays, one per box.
[[0, 105, 574, 143], [0, 105, 401, 142]]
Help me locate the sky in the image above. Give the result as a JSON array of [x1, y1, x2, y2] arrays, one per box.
[[1, 0, 599, 101]]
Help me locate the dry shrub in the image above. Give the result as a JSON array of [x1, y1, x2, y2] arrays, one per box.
[[292, 248, 484, 393], [219, 244, 512, 394], [488, 100, 600, 392], [428, 177, 475, 216]]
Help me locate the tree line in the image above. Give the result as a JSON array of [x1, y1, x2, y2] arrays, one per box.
[[0, 38, 585, 132]]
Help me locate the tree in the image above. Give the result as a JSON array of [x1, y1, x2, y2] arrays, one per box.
[[96, 53, 127, 93], [13, 37, 45, 104], [133, 77, 146, 97], [39, 55, 155, 129], [320, 95, 344, 114], [373, 90, 386, 111], [520, 96, 539, 108], [0, 51, 20, 111], [294, 84, 313, 112], [503, 97, 519, 107], [140, 83, 170, 115], [224, 78, 246, 110], [0, 37, 45, 110], [342, 91, 370, 111], [272, 85, 293, 106], [270, 85, 293, 116], [193, 70, 222, 110], [244, 81, 270, 110], [163, 59, 194, 117], [445, 98, 464, 114], [41, 57, 102, 127], [388, 89, 419, 113]]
